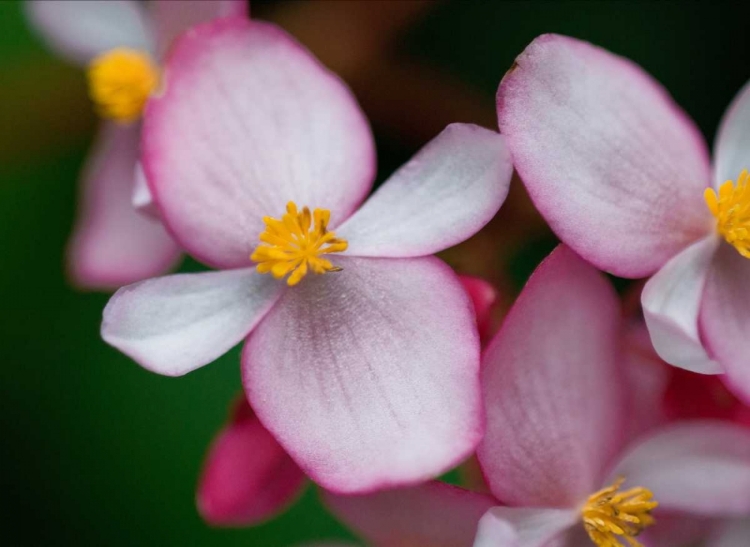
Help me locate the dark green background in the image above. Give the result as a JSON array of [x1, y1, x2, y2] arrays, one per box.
[[1, 1, 747, 545]]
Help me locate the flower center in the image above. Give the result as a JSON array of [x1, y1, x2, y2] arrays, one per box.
[[704, 169, 750, 258], [581, 477, 658, 547], [86, 48, 159, 123], [251, 202, 348, 286]]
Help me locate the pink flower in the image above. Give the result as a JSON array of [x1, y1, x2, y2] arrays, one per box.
[[197, 396, 306, 527], [496, 34, 750, 399], [459, 275, 501, 345], [101, 18, 513, 493], [25, 0, 248, 289], [326, 247, 750, 546], [196, 275, 500, 526]]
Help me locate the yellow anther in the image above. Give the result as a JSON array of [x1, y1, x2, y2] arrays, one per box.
[[87, 48, 159, 123], [705, 169, 750, 258], [251, 202, 348, 286], [581, 477, 658, 547]]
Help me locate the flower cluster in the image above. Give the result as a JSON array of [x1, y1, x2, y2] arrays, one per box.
[[26, 1, 750, 546]]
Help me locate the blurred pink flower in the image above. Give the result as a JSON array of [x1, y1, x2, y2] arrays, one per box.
[[196, 275, 500, 526], [197, 396, 306, 527], [25, 0, 248, 289], [496, 34, 750, 401], [459, 275, 500, 345], [101, 18, 513, 493], [326, 247, 750, 547]]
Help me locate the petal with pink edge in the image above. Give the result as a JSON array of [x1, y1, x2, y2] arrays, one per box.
[[701, 244, 750, 402], [714, 79, 750, 187], [243, 256, 482, 493], [337, 124, 511, 258], [612, 421, 750, 516], [642, 236, 722, 374], [498, 34, 712, 278], [477, 245, 626, 507], [197, 396, 306, 527], [708, 520, 750, 547], [143, 19, 375, 269], [25, 0, 152, 65], [102, 268, 283, 376], [151, 0, 248, 58], [473, 507, 577, 547], [67, 123, 181, 290], [324, 482, 495, 547]]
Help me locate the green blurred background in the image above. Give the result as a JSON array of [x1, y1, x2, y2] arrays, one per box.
[[1, 1, 748, 545]]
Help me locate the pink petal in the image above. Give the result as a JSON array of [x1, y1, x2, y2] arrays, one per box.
[[101, 268, 283, 376], [67, 123, 181, 291], [131, 161, 159, 217], [323, 481, 495, 547], [473, 507, 577, 547], [713, 79, 750, 187], [498, 34, 712, 278], [25, 0, 153, 65], [477, 245, 626, 507], [337, 124, 511, 257], [640, 513, 715, 547], [242, 256, 482, 493], [197, 396, 306, 527], [459, 274, 499, 344], [642, 236, 722, 373], [143, 18, 375, 269], [612, 421, 750, 516], [151, 0, 248, 58], [708, 520, 750, 547], [701, 244, 750, 402], [623, 323, 671, 439]]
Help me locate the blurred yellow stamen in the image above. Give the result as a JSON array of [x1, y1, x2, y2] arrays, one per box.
[[251, 202, 348, 286], [705, 169, 750, 258], [581, 477, 658, 547], [87, 48, 159, 123]]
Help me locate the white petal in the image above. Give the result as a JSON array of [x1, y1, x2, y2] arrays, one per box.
[[338, 124, 512, 257], [714, 79, 750, 187], [102, 268, 283, 376], [25, 0, 152, 65], [473, 507, 577, 547], [642, 236, 723, 373]]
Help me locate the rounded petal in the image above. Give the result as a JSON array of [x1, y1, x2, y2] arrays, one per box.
[[714, 79, 750, 187], [477, 245, 627, 507], [612, 421, 750, 516], [498, 34, 712, 278], [473, 507, 577, 547], [25, 0, 152, 65], [67, 123, 181, 290], [197, 396, 306, 527], [337, 124, 511, 257], [460, 274, 500, 344], [701, 243, 750, 402], [242, 256, 482, 493], [143, 18, 375, 269], [102, 268, 283, 376], [151, 0, 248, 58], [642, 236, 723, 373], [323, 482, 495, 547], [708, 520, 750, 547]]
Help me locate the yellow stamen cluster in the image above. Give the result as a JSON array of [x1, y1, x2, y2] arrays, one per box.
[[705, 169, 750, 258], [251, 202, 348, 286], [87, 48, 159, 123], [581, 478, 658, 547]]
